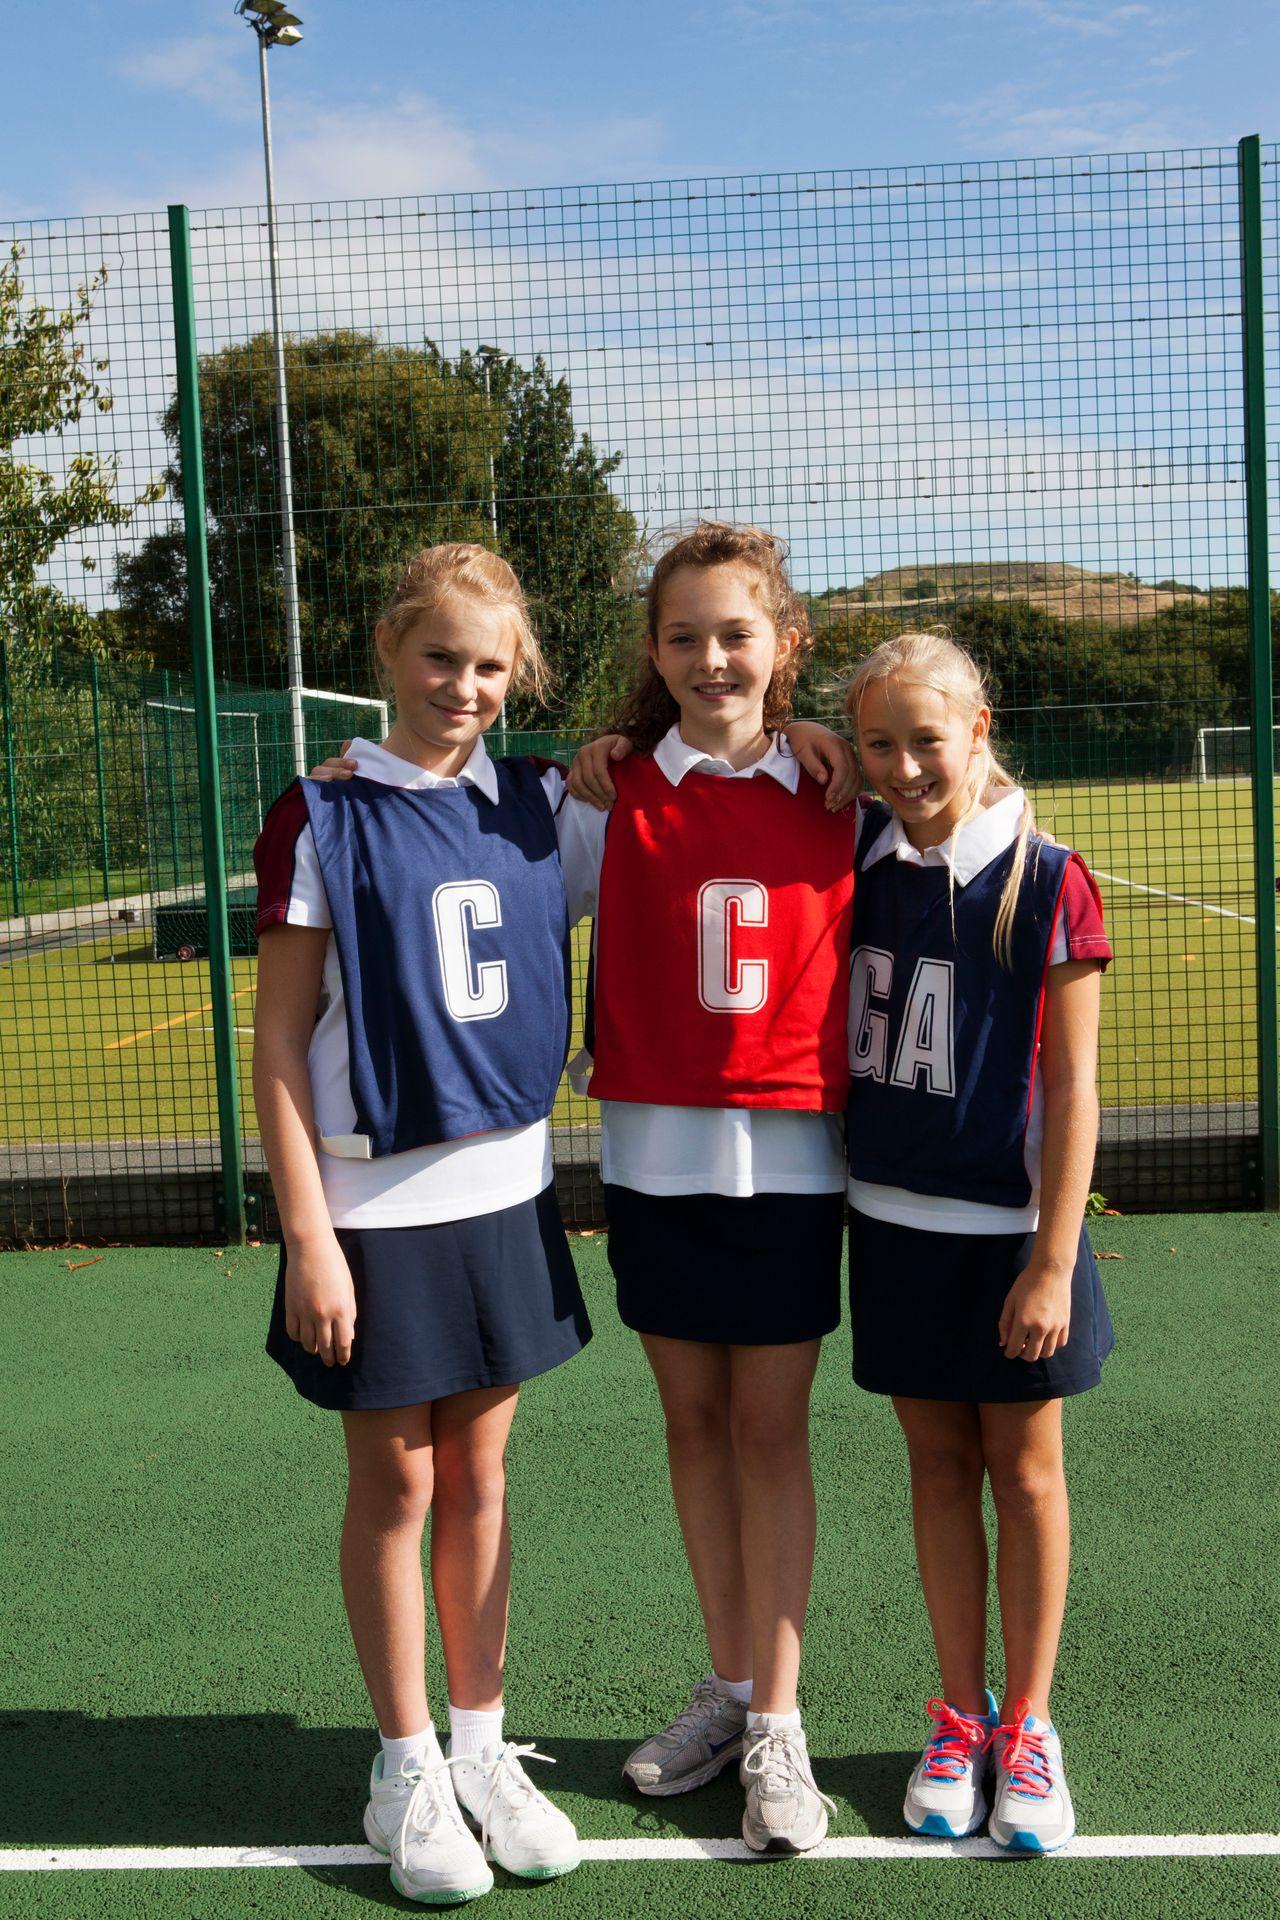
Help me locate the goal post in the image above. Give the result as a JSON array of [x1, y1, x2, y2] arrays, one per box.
[[140, 683, 390, 890], [1193, 725, 1280, 780]]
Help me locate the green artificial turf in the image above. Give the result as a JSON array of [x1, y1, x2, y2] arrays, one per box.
[[1, 1216, 1278, 1917]]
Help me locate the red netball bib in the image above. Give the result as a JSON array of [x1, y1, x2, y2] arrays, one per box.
[[588, 754, 854, 1110]]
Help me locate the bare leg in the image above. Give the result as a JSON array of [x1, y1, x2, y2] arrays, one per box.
[[729, 1340, 822, 1715], [980, 1398, 1069, 1723], [430, 1385, 521, 1713], [640, 1334, 751, 1682], [892, 1398, 989, 1717], [340, 1404, 435, 1737]]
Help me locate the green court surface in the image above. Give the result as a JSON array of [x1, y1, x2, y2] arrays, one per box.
[[1, 1215, 1277, 1917], [0, 777, 1275, 1151]]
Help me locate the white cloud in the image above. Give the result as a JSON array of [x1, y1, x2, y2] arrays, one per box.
[[75, 85, 672, 221], [1009, 1, 1161, 35], [115, 33, 252, 116], [945, 83, 1191, 155]]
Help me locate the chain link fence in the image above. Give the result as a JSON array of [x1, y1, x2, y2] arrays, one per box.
[[2, 144, 1278, 1241]]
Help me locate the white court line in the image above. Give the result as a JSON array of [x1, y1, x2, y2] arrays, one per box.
[[1093, 868, 1277, 933], [2, 1836, 1278, 1871]]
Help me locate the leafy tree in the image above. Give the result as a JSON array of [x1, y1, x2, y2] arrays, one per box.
[[115, 332, 638, 726], [0, 243, 161, 674], [456, 347, 638, 728]]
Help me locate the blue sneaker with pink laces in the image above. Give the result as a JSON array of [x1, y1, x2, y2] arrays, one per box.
[[902, 1690, 998, 1838], [988, 1698, 1076, 1854]]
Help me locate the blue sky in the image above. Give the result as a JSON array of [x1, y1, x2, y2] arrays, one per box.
[[5, 2, 1277, 602], [3, 0, 1278, 220]]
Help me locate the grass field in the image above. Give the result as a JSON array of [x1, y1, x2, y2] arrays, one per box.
[[0, 779, 1273, 1149], [1, 1215, 1278, 1918]]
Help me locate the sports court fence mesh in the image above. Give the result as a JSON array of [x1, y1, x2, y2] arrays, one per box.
[[1, 142, 1278, 1242]]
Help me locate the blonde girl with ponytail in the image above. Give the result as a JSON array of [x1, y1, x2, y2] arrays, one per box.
[[838, 630, 1115, 1857]]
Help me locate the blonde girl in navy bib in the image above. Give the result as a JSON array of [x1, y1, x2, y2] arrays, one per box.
[[842, 632, 1113, 1857], [564, 523, 859, 1855], [253, 545, 589, 1906]]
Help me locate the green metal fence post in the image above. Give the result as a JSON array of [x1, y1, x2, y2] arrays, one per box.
[[168, 204, 247, 1242], [89, 656, 111, 902], [0, 635, 20, 918], [1238, 135, 1279, 1209]]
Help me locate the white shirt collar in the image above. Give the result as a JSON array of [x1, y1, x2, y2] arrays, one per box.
[[652, 723, 801, 792], [862, 787, 1028, 885], [345, 734, 500, 805]]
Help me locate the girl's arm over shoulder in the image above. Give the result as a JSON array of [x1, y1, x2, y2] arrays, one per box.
[[997, 957, 1103, 1363], [253, 925, 356, 1368], [308, 737, 356, 780], [566, 733, 631, 809], [780, 721, 860, 810]]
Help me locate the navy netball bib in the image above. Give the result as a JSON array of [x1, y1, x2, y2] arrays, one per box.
[[847, 802, 1073, 1209], [301, 758, 570, 1157]]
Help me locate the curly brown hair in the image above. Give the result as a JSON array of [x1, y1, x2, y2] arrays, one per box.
[[607, 522, 813, 753]]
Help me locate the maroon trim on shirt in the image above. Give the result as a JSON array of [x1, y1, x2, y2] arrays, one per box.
[[253, 781, 309, 935], [1059, 854, 1113, 968]]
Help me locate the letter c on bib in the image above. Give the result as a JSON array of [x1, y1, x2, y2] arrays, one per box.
[[432, 880, 509, 1023], [697, 878, 768, 1013]]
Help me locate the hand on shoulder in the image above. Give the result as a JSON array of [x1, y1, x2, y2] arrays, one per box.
[[308, 737, 357, 781], [780, 722, 860, 810], [567, 733, 631, 809]]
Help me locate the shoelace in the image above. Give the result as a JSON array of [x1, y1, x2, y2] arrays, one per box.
[[991, 1698, 1054, 1800], [391, 1755, 474, 1876], [742, 1730, 837, 1816], [470, 1742, 558, 1858], [920, 1699, 988, 1783], [652, 1679, 731, 1751]]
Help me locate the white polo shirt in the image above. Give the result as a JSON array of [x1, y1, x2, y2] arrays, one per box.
[[553, 726, 847, 1198]]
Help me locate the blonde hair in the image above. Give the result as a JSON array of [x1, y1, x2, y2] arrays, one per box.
[[844, 631, 1035, 967], [608, 521, 812, 753], [376, 543, 551, 705]]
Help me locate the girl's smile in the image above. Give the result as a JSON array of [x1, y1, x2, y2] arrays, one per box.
[[648, 562, 798, 765], [855, 675, 990, 850], [377, 595, 516, 774]]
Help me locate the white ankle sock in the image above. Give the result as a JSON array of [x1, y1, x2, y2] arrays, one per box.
[[747, 1707, 802, 1734], [712, 1672, 754, 1706], [447, 1702, 504, 1759], [379, 1724, 440, 1774]]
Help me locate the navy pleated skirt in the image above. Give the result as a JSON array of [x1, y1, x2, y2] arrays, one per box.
[[267, 1183, 591, 1410], [605, 1183, 844, 1345], [848, 1208, 1114, 1403]]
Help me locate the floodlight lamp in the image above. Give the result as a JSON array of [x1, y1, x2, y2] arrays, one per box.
[[272, 23, 303, 42], [273, 8, 304, 21]]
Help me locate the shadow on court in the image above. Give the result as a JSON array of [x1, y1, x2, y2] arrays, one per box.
[[0, 1712, 915, 1846]]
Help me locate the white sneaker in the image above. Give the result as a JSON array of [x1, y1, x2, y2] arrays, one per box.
[[451, 1741, 580, 1881], [902, 1691, 997, 1838], [740, 1724, 836, 1855], [363, 1751, 494, 1905], [988, 1700, 1076, 1854]]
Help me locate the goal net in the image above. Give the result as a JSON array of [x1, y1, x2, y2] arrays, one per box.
[[1191, 726, 1280, 781], [140, 684, 389, 890]]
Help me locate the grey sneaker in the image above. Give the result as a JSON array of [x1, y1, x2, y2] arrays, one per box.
[[622, 1677, 748, 1796], [741, 1725, 835, 1854]]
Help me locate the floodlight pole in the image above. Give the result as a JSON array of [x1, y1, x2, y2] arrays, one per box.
[[244, 10, 307, 776], [482, 356, 508, 736]]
